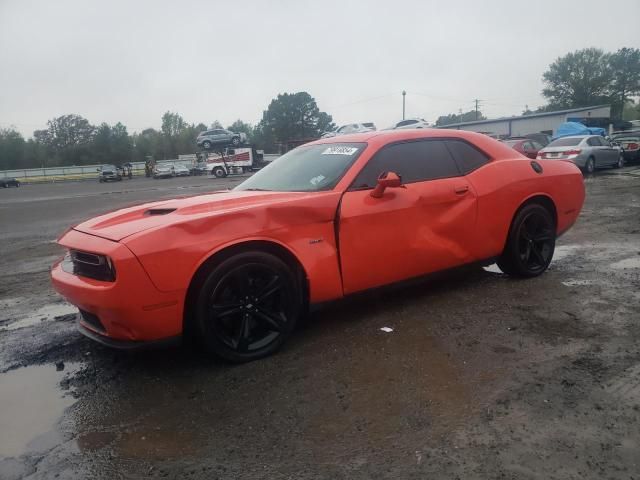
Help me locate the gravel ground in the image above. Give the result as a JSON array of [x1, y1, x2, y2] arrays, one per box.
[[0, 169, 639, 479]]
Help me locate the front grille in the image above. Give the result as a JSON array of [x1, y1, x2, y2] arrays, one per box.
[[79, 309, 105, 333]]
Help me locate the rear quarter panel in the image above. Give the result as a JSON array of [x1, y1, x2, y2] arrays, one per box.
[[467, 158, 585, 260]]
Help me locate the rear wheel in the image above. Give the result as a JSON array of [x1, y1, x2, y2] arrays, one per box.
[[615, 154, 624, 169], [497, 203, 555, 277], [232, 136, 240, 146], [194, 251, 301, 362], [203, 140, 212, 149]]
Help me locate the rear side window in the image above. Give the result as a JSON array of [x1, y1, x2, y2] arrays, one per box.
[[587, 137, 602, 146], [351, 140, 460, 189], [445, 140, 490, 174]]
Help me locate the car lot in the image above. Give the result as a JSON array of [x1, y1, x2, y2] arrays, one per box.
[[1, 168, 640, 479]]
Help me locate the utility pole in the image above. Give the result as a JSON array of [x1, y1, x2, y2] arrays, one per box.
[[402, 91, 406, 120], [474, 99, 481, 120]]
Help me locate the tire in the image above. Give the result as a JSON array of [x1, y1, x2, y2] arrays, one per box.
[[212, 166, 226, 178], [585, 157, 595, 174], [194, 251, 301, 362], [203, 140, 212, 149], [615, 154, 624, 169], [231, 136, 240, 146], [497, 203, 555, 278], [99, 178, 104, 183]]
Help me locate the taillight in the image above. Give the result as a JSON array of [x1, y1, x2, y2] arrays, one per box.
[[564, 149, 581, 156], [627, 143, 638, 150]]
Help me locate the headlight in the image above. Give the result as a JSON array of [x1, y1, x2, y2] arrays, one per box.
[[62, 250, 116, 282]]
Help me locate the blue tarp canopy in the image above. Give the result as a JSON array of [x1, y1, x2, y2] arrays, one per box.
[[554, 122, 606, 139]]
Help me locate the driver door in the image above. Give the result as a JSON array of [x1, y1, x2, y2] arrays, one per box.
[[338, 139, 478, 294]]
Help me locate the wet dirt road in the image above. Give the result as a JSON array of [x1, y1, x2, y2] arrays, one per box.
[[1, 170, 640, 479]]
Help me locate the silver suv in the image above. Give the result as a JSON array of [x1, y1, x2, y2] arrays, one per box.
[[196, 129, 247, 149]]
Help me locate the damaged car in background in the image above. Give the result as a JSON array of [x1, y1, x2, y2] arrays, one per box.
[[51, 129, 585, 363]]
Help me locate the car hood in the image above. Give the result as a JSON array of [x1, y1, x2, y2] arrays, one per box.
[[72, 190, 340, 242]]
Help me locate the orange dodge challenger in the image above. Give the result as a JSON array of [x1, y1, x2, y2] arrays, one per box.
[[51, 129, 585, 362]]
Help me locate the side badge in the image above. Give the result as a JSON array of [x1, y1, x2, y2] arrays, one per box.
[[309, 238, 323, 245]]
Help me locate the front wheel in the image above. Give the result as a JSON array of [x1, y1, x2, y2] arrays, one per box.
[[497, 203, 555, 277], [203, 141, 212, 149], [194, 251, 301, 362], [231, 136, 240, 146]]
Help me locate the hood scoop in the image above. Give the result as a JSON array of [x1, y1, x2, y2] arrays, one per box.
[[144, 208, 177, 216]]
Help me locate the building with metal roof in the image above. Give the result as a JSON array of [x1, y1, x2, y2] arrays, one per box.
[[437, 105, 611, 138]]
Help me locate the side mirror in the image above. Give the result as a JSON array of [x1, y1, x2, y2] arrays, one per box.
[[370, 171, 402, 198]]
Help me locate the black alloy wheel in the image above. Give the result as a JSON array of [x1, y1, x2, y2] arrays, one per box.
[[203, 140, 212, 149], [232, 136, 240, 146], [194, 251, 301, 362], [497, 203, 555, 277]]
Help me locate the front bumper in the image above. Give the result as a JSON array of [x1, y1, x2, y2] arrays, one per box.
[[51, 229, 185, 344], [77, 321, 181, 350]]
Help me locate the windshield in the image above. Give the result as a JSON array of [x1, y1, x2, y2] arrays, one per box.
[[548, 137, 582, 147], [235, 142, 366, 192]]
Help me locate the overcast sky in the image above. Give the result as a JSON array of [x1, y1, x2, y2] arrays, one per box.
[[1, 0, 639, 137]]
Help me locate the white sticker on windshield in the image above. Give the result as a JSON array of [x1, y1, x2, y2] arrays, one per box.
[[310, 175, 326, 185], [321, 146, 358, 156]]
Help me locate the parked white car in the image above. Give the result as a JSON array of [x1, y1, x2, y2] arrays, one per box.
[[321, 123, 375, 138], [392, 118, 429, 129], [536, 135, 624, 174], [153, 165, 174, 179]]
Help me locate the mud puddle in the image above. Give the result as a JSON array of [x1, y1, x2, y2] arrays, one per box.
[[0, 301, 77, 332], [0, 362, 81, 459]]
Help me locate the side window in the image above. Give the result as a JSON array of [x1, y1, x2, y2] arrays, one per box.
[[444, 140, 490, 174], [351, 140, 460, 189], [531, 141, 544, 150]]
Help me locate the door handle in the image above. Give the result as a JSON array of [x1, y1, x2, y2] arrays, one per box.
[[454, 185, 469, 195]]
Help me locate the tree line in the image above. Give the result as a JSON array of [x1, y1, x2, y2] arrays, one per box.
[[0, 92, 335, 170], [435, 47, 640, 126], [2, 47, 639, 169]]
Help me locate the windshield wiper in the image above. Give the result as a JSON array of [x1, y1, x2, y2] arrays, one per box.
[[243, 188, 271, 191]]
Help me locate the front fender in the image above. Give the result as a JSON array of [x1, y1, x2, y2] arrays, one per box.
[[123, 192, 345, 303]]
